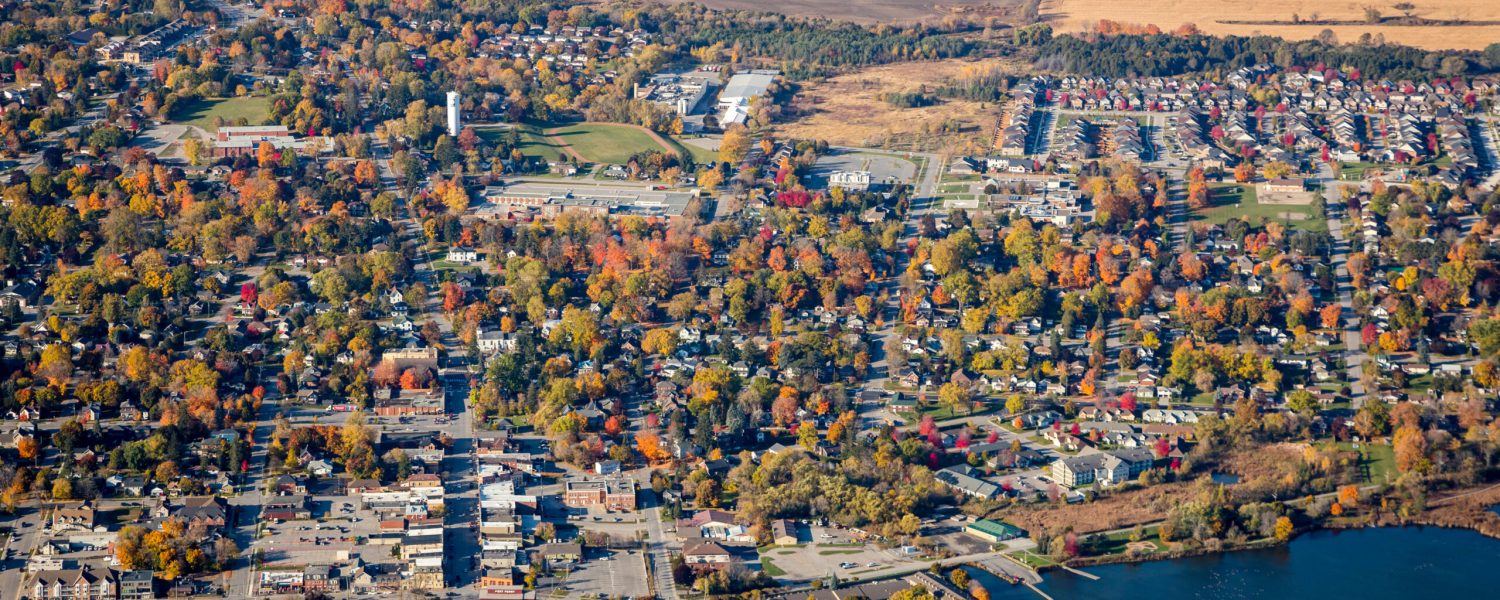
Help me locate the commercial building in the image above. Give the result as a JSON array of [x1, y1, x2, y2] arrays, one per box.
[[373, 388, 444, 417], [1051, 448, 1155, 488], [209, 125, 325, 158], [479, 186, 694, 222], [717, 70, 777, 128], [563, 477, 637, 510], [828, 170, 872, 192], [964, 519, 1027, 544]]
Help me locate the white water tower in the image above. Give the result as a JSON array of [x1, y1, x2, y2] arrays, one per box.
[[446, 91, 461, 137]]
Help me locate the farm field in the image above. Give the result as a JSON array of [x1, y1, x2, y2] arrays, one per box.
[[168, 96, 271, 130], [1040, 0, 1500, 51], [653, 0, 1017, 24], [1191, 183, 1325, 233]]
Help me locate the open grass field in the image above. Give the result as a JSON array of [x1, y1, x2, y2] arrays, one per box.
[[775, 58, 1020, 153], [1337, 161, 1391, 180], [1191, 183, 1326, 233], [485, 123, 709, 166], [545, 123, 677, 164], [476, 124, 570, 161], [168, 96, 271, 130], [1040, 0, 1500, 51], [1087, 526, 1163, 557], [1338, 442, 1396, 483]]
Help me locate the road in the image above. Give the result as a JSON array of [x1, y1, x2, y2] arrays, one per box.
[[640, 489, 681, 600], [1313, 160, 1368, 408], [1, 505, 47, 600]]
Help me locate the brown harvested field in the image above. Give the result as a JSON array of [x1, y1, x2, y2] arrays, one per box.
[[1041, 0, 1500, 50], [774, 58, 1021, 152], [652, 0, 1019, 24]]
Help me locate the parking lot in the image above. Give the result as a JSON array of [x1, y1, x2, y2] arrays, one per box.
[[758, 539, 917, 581], [251, 491, 388, 566], [808, 150, 918, 188], [552, 548, 651, 599]]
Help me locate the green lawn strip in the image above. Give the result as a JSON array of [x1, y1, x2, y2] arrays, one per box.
[[1005, 549, 1055, 569], [760, 557, 787, 576], [666, 136, 718, 164]]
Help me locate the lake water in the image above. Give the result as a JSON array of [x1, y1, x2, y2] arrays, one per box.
[[964, 527, 1500, 599]]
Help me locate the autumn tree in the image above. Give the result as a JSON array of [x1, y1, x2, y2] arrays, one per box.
[[36, 344, 73, 387], [1233, 161, 1255, 183], [353, 160, 378, 185], [1273, 516, 1293, 541], [719, 124, 751, 164], [1392, 425, 1429, 473], [1337, 484, 1359, 507], [17, 437, 38, 464], [635, 433, 670, 463], [938, 382, 972, 416], [256, 141, 277, 168]]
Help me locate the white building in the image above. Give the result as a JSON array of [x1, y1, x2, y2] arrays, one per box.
[[829, 170, 872, 191], [717, 70, 777, 128], [446, 91, 461, 137]]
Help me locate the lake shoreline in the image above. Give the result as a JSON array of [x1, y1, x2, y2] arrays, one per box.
[[997, 526, 1500, 599], [1040, 481, 1500, 573]]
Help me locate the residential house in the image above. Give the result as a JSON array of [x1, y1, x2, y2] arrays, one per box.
[[682, 540, 733, 571]]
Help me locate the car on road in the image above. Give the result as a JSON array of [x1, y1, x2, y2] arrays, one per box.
[[839, 562, 856, 569]]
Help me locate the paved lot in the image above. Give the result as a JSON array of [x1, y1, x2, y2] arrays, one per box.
[[251, 492, 387, 567], [809, 150, 918, 188], [759, 541, 916, 581], [552, 548, 651, 599]]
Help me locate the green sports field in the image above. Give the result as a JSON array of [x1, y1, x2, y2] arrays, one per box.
[[168, 96, 271, 130], [545, 123, 672, 164], [1191, 183, 1325, 233]]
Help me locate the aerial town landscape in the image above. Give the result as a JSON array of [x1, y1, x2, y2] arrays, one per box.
[[2, 0, 1500, 599]]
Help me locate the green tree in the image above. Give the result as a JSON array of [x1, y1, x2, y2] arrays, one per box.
[[938, 382, 972, 416]]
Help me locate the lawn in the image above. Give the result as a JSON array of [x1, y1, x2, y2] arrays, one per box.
[[1338, 442, 1396, 483], [760, 557, 786, 577], [1191, 183, 1325, 233], [1086, 527, 1162, 557], [668, 136, 718, 164], [1006, 549, 1055, 569], [545, 123, 672, 164], [920, 403, 997, 421], [478, 124, 569, 161], [168, 96, 271, 130]]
